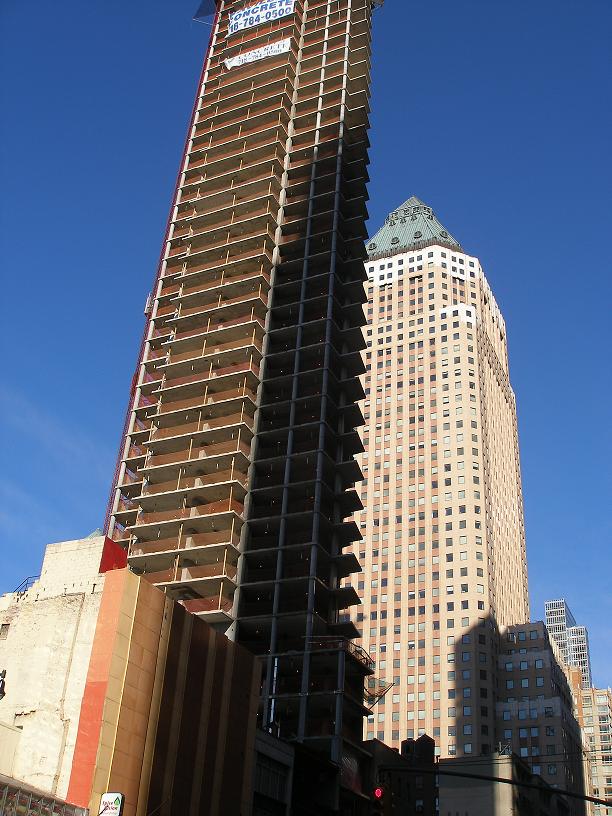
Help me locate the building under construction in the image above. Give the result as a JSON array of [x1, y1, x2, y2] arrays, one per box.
[[106, 0, 382, 811]]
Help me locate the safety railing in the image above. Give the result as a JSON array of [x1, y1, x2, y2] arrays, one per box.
[[0, 776, 87, 816]]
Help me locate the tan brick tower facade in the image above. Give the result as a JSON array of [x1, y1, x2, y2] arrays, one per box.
[[350, 196, 530, 757]]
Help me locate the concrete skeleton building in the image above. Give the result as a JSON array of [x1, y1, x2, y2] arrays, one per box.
[[350, 196, 530, 756], [545, 599, 593, 689], [105, 0, 383, 810]]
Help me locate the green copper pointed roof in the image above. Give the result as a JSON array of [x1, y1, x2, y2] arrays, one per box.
[[367, 196, 462, 258]]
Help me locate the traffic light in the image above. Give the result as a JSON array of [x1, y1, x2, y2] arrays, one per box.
[[370, 784, 388, 815]]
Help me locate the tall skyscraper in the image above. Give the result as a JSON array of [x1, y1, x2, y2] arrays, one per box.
[[105, 0, 381, 808], [545, 598, 592, 688], [352, 196, 530, 757]]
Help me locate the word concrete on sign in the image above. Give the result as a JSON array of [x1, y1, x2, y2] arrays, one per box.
[[228, 0, 295, 35]]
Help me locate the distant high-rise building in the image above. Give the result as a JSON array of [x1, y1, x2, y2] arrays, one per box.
[[105, 1, 382, 809], [545, 599, 592, 687], [575, 686, 612, 816], [497, 621, 587, 816], [545, 598, 576, 657], [351, 196, 530, 757]]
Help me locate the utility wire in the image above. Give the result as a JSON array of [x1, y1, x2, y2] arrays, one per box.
[[378, 764, 612, 808], [146, 798, 171, 816], [410, 748, 607, 763]]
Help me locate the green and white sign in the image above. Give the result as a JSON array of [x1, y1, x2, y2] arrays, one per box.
[[229, 0, 295, 35], [99, 793, 125, 816]]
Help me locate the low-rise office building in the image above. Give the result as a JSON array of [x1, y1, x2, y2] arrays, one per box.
[[496, 621, 586, 816], [576, 687, 612, 816], [439, 752, 572, 816]]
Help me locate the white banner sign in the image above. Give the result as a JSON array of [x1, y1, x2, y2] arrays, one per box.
[[224, 38, 291, 70], [229, 0, 295, 35], [99, 793, 124, 816]]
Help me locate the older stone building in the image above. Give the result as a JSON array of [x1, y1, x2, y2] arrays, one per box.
[[0, 533, 261, 816], [0, 533, 125, 797]]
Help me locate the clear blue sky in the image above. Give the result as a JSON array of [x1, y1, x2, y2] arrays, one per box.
[[1, 0, 610, 684]]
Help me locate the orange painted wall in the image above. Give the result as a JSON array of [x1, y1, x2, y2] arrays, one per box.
[[67, 569, 167, 816], [95, 577, 165, 813], [67, 569, 128, 807], [67, 567, 258, 816]]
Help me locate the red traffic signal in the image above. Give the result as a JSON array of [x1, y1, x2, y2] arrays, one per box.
[[373, 786, 385, 800]]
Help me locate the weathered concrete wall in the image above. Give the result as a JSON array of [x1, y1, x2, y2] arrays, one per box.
[[0, 721, 21, 776], [0, 535, 107, 798]]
